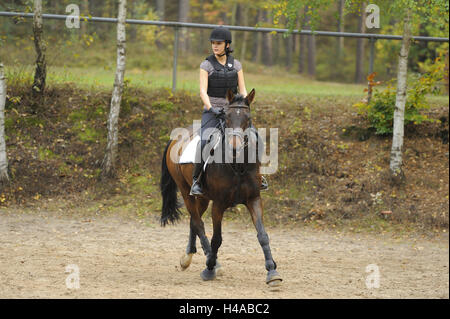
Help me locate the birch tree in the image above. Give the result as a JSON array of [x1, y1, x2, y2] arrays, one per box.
[[389, 8, 412, 179], [101, 0, 127, 178], [32, 0, 47, 110], [0, 64, 9, 184]]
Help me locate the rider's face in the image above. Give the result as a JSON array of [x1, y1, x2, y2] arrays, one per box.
[[211, 41, 227, 55]]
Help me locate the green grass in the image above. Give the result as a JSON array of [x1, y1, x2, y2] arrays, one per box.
[[53, 66, 367, 97], [5, 64, 449, 106]]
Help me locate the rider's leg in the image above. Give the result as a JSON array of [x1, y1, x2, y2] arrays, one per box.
[[190, 109, 220, 196], [249, 122, 269, 190], [190, 138, 206, 196]]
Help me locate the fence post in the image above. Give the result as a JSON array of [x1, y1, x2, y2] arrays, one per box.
[[369, 37, 376, 75], [172, 27, 179, 93]]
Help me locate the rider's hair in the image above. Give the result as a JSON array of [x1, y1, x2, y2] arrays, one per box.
[[225, 44, 234, 56]]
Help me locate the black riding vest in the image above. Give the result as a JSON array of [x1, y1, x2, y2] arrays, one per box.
[[206, 54, 238, 98]]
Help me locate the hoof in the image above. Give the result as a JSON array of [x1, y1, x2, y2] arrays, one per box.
[[266, 270, 283, 287], [214, 262, 223, 276], [200, 268, 216, 281], [180, 253, 194, 270]]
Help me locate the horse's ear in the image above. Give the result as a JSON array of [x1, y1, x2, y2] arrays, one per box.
[[226, 89, 235, 103], [245, 88, 255, 105]]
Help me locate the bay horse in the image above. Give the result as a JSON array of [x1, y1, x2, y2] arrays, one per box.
[[159, 89, 282, 286]]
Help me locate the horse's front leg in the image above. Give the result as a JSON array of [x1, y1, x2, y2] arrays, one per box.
[[246, 197, 282, 286], [180, 218, 198, 270], [179, 194, 210, 270], [201, 202, 225, 281]]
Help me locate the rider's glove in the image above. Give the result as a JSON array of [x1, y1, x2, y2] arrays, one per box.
[[210, 107, 225, 117]]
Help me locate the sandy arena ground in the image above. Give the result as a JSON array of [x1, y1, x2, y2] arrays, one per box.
[[0, 210, 448, 298]]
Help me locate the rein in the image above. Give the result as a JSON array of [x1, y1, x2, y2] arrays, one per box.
[[216, 115, 250, 177], [215, 116, 247, 206]]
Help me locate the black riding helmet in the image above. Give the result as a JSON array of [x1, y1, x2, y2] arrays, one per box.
[[209, 27, 233, 56], [209, 26, 232, 43]]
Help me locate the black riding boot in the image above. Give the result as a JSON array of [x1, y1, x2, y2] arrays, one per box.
[[190, 161, 204, 196]]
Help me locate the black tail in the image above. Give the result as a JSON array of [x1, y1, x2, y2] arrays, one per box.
[[160, 140, 183, 227]]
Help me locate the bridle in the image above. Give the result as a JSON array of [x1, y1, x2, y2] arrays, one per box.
[[215, 103, 253, 177], [221, 104, 251, 152]]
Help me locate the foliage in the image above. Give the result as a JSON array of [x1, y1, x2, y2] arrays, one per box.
[[354, 65, 444, 134], [418, 47, 449, 87], [136, 7, 170, 47], [1, 0, 449, 83], [272, 0, 334, 32]]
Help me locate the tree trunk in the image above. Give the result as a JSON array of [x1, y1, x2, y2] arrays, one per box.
[[156, 0, 165, 19], [155, 0, 165, 49], [0, 63, 9, 184], [294, 17, 299, 53], [337, 0, 345, 58], [32, 0, 47, 110], [299, 36, 306, 73], [445, 50, 449, 94], [252, 9, 263, 63], [230, 2, 238, 44], [178, 0, 190, 52], [101, 0, 127, 179], [262, 10, 273, 66], [307, 33, 316, 78], [355, 1, 367, 83], [46, 0, 58, 32], [273, 34, 280, 65], [81, 0, 89, 36], [240, 5, 249, 63], [298, 7, 307, 74], [390, 8, 412, 180], [305, 6, 315, 78], [128, 0, 137, 41], [285, 34, 293, 70]]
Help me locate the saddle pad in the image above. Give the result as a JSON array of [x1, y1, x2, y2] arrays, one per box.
[[179, 135, 200, 164]]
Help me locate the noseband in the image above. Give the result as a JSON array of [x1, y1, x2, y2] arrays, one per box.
[[212, 103, 255, 178], [221, 104, 250, 152]]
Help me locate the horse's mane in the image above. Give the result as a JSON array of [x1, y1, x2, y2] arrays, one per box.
[[229, 94, 247, 105]]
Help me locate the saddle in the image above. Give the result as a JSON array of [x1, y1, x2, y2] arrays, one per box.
[[178, 129, 222, 172]]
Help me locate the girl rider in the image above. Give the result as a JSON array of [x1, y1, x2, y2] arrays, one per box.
[[190, 26, 268, 196]]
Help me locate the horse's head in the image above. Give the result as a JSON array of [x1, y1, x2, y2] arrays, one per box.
[[224, 88, 255, 154]]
